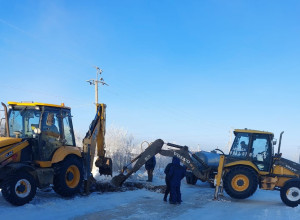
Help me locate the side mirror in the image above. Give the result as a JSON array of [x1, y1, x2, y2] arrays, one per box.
[[272, 139, 277, 146]]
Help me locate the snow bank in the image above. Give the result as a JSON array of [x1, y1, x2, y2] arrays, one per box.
[[1, 170, 300, 220]]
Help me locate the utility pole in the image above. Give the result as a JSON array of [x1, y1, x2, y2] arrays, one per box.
[[84, 66, 109, 186], [86, 66, 108, 106]]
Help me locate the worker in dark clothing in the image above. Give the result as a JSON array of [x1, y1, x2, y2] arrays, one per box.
[[145, 156, 156, 182], [163, 160, 173, 202], [168, 157, 186, 204]]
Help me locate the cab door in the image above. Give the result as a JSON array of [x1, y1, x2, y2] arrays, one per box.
[[61, 110, 75, 146], [250, 133, 272, 172], [39, 108, 63, 161]]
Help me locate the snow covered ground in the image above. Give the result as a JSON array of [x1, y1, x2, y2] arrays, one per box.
[[0, 171, 299, 220]]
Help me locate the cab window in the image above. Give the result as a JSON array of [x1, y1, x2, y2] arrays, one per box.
[[8, 108, 40, 138], [41, 111, 60, 138], [39, 109, 62, 161], [62, 111, 75, 146], [229, 133, 250, 158], [250, 134, 271, 171]]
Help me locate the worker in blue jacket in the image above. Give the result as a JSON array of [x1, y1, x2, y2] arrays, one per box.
[[163, 160, 173, 201], [145, 156, 156, 182], [168, 156, 186, 204]]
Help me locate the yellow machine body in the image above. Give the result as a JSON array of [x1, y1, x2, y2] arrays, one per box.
[[214, 129, 300, 207]]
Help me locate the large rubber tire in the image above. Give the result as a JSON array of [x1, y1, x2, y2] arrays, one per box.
[[191, 175, 197, 185], [186, 176, 191, 184], [280, 181, 300, 207], [53, 156, 83, 197], [223, 166, 258, 199], [1, 171, 37, 206], [186, 172, 197, 185]]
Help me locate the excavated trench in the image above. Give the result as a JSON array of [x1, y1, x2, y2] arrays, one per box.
[[91, 181, 166, 194]]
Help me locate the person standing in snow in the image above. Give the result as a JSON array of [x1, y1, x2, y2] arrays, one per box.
[[168, 157, 186, 204], [145, 156, 156, 182], [163, 159, 173, 201]]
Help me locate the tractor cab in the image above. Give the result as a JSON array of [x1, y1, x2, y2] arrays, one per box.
[[4, 102, 76, 161], [228, 129, 274, 172]]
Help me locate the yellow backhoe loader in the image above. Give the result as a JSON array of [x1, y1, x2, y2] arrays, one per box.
[[0, 101, 112, 206], [214, 129, 300, 207]]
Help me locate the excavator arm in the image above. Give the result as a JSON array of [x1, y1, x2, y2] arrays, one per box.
[[82, 104, 112, 192], [111, 139, 211, 187], [160, 144, 211, 181], [111, 139, 164, 186]]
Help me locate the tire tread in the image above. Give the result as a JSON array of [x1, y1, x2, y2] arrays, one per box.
[[52, 156, 83, 197], [223, 166, 258, 199]]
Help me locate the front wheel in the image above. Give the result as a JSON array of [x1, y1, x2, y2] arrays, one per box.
[[223, 166, 258, 199], [1, 171, 37, 206], [53, 156, 83, 197], [280, 181, 300, 207]]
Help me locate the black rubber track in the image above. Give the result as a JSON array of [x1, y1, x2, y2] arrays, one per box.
[[223, 166, 258, 199], [53, 155, 83, 197], [1, 171, 37, 206]]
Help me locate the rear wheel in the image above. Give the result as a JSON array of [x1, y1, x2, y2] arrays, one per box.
[[53, 156, 83, 197], [2, 171, 37, 206], [191, 175, 197, 185], [224, 166, 258, 199], [280, 181, 300, 207], [186, 172, 197, 185]]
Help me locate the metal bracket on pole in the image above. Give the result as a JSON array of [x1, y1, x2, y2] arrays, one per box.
[[86, 66, 108, 107]]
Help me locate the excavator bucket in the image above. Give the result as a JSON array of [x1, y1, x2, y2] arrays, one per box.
[[111, 139, 164, 187], [110, 173, 127, 187], [95, 157, 112, 176]]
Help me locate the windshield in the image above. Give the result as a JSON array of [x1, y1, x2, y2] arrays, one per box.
[[8, 108, 41, 138]]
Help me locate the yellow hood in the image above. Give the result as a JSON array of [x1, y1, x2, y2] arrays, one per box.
[[0, 137, 22, 148]]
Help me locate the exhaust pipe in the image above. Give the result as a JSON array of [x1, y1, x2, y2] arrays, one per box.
[[277, 131, 284, 155], [1, 102, 10, 137]]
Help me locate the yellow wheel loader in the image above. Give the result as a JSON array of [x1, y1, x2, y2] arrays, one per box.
[[214, 129, 300, 207], [0, 102, 112, 206]]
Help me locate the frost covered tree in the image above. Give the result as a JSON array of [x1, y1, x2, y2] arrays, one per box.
[[74, 126, 137, 172], [105, 127, 173, 173], [75, 125, 172, 174], [105, 125, 138, 172], [74, 131, 83, 148]]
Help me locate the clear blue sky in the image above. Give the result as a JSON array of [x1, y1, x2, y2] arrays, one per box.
[[1, 1, 300, 161]]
